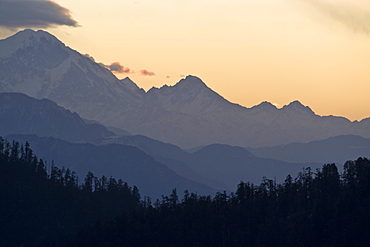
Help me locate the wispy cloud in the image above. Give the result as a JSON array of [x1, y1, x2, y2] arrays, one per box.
[[98, 60, 155, 76], [103, 62, 132, 74], [0, 0, 79, 29], [139, 69, 155, 76], [303, 0, 370, 34], [166, 75, 186, 79]]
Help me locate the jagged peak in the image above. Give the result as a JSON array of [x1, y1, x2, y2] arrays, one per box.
[[147, 75, 209, 95], [120, 77, 145, 94], [120, 77, 134, 84], [282, 100, 315, 114]]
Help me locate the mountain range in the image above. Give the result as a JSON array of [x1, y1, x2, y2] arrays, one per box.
[[1, 29, 370, 198], [2, 30, 370, 148], [0, 92, 217, 198], [0, 91, 321, 198]]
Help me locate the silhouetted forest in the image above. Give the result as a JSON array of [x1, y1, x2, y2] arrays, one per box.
[[1, 138, 370, 246], [0, 138, 141, 246]]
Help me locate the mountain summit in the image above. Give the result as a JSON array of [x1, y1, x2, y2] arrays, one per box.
[[282, 100, 315, 115], [144, 75, 238, 115], [174, 75, 208, 89], [0, 29, 141, 124], [1, 29, 370, 148], [0, 29, 62, 59]]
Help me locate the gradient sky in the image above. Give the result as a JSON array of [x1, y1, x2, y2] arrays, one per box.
[[1, 0, 370, 121]]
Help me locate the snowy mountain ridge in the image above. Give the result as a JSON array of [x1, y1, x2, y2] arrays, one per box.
[[145, 75, 241, 115], [1, 29, 370, 148]]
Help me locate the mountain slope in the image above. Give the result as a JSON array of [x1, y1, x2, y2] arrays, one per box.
[[0, 92, 114, 143], [5, 134, 216, 199]]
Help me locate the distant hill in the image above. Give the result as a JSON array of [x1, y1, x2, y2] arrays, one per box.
[[188, 144, 320, 189], [0, 92, 114, 143], [102, 135, 228, 190], [249, 135, 370, 165], [6, 134, 216, 199], [103, 135, 320, 190]]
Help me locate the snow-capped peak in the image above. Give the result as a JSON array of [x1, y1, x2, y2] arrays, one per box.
[[17, 29, 60, 42], [0, 29, 64, 59]]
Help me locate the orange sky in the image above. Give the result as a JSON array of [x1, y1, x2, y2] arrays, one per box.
[[1, 0, 370, 121]]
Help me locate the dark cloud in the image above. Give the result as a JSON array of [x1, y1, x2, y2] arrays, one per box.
[[0, 0, 79, 29], [139, 69, 155, 76]]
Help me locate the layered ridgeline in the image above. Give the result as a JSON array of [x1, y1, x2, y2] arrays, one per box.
[[1, 29, 370, 148], [102, 135, 320, 190], [0, 92, 317, 197], [0, 92, 216, 198], [6, 134, 215, 199], [0, 92, 114, 143]]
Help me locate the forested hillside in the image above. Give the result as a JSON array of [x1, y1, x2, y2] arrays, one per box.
[[1, 137, 370, 246], [74, 158, 370, 247], [0, 138, 141, 246]]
